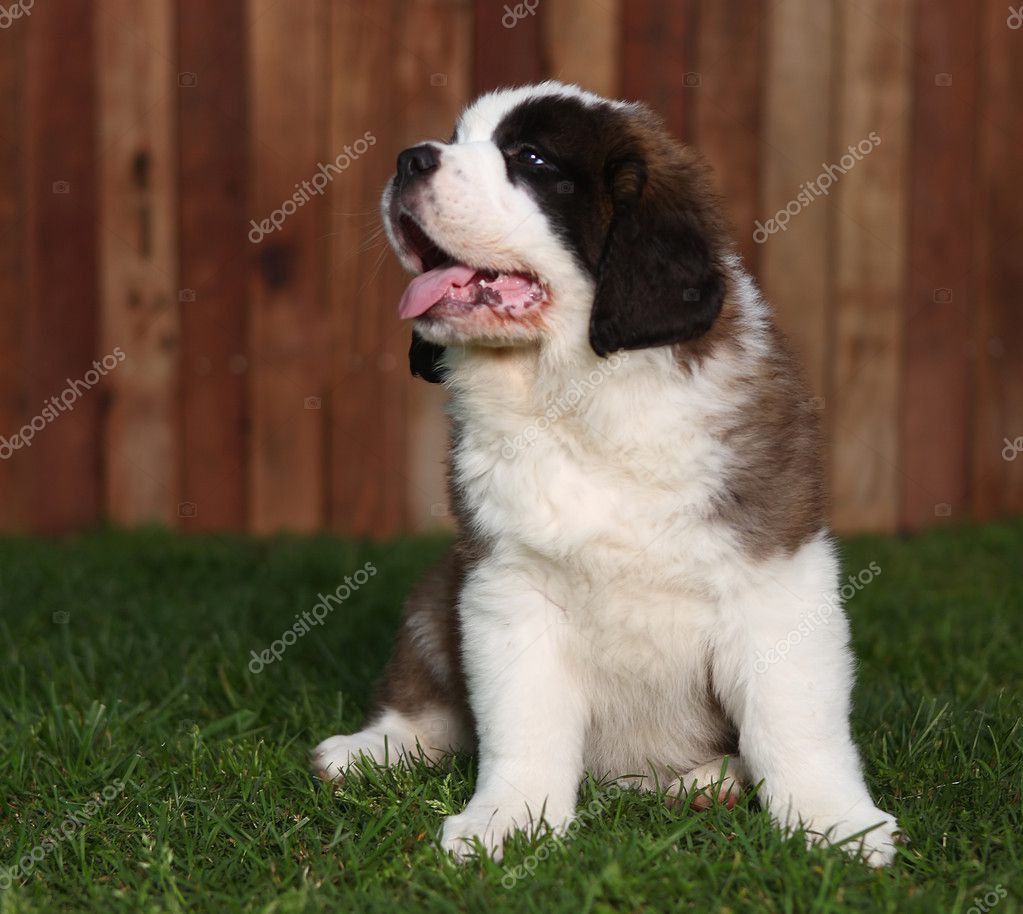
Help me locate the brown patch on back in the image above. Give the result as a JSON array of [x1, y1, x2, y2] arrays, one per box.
[[619, 98, 827, 559], [683, 307, 827, 560]]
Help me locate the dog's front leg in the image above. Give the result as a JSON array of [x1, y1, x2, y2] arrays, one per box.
[[440, 562, 586, 860], [714, 542, 901, 866]]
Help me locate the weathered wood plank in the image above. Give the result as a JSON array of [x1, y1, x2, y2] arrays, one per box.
[[830, 0, 912, 533], [396, 1, 472, 533], [0, 20, 29, 530], [691, 0, 765, 273], [473, 0, 545, 93], [24, 0, 103, 534], [96, 0, 180, 525], [757, 0, 833, 409], [248, 0, 328, 532], [177, 0, 250, 530], [621, 0, 697, 141], [900, 0, 981, 529], [328, 0, 471, 535], [972, 0, 1023, 518], [544, 0, 619, 96]]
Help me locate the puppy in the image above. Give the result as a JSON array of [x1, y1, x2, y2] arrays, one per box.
[[313, 82, 901, 866]]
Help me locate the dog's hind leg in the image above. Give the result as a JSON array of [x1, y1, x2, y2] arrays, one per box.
[[312, 546, 474, 780], [666, 755, 748, 810]]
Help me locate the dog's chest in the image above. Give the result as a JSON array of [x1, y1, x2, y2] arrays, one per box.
[[452, 376, 736, 588]]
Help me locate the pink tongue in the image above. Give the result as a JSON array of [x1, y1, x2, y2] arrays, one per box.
[[398, 264, 478, 319]]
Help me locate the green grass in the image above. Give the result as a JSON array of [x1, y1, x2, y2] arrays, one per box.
[[0, 520, 1021, 914]]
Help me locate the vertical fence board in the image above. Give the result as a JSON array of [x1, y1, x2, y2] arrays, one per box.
[[24, 0, 102, 534], [328, 1, 470, 536], [0, 22, 28, 529], [691, 0, 764, 273], [248, 0, 327, 533], [900, 0, 981, 529], [973, 0, 1023, 518], [830, 0, 911, 533], [544, 0, 620, 96], [97, 0, 180, 526], [327, 1, 405, 537], [177, 0, 250, 530], [757, 0, 833, 407], [397, 2, 473, 533], [473, 0, 545, 93], [621, 0, 697, 141]]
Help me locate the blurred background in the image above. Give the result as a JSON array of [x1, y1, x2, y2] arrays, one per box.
[[0, 0, 1019, 538]]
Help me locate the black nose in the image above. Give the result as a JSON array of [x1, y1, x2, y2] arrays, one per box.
[[396, 144, 440, 186]]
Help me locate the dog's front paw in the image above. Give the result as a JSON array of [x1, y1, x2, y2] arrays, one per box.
[[440, 797, 573, 862], [803, 803, 904, 867]]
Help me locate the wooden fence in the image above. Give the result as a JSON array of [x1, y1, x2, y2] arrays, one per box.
[[0, 0, 1019, 537]]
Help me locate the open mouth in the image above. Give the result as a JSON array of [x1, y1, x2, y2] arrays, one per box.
[[396, 215, 547, 321]]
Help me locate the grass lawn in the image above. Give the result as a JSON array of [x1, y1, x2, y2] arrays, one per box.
[[0, 520, 1021, 913]]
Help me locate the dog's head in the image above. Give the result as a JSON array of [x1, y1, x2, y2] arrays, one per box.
[[381, 82, 729, 380]]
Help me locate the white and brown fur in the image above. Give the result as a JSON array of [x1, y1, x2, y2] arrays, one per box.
[[312, 82, 901, 865]]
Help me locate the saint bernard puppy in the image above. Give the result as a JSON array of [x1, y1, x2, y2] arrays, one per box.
[[312, 82, 901, 866]]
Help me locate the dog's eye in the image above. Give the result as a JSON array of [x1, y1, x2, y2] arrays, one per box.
[[507, 144, 555, 170]]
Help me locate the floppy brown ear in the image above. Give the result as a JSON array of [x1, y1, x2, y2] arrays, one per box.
[[589, 156, 726, 357]]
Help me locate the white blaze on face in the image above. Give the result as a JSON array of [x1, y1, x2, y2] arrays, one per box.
[[383, 82, 617, 350], [415, 140, 546, 274]]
